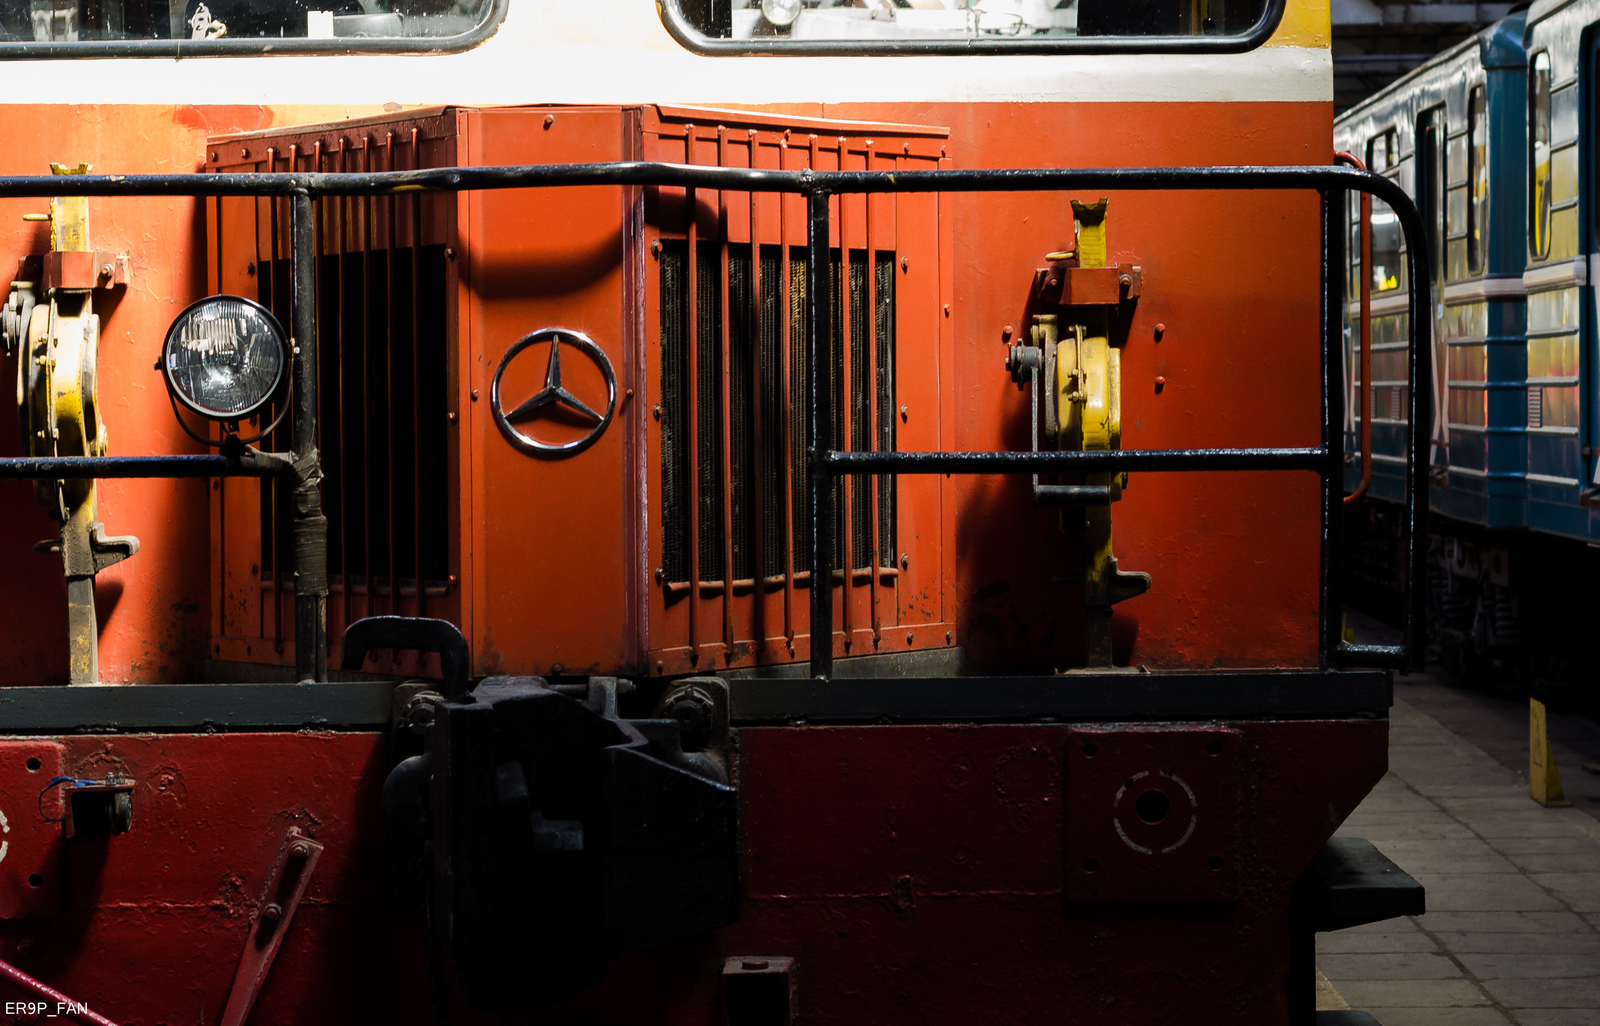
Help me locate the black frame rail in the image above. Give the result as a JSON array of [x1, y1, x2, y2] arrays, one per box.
[[0, 162, 1427, 683]]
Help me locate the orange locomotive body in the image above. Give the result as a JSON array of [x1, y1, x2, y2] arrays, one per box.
[[0, 2, 1429, 1024]]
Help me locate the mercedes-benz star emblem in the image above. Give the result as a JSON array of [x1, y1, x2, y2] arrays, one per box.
[[491, 328, 617, 458]]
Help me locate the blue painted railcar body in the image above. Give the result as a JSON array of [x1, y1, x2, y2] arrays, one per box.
[[1336, 13, 1531, 528]]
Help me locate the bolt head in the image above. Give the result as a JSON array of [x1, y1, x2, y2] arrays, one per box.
[[290, 842, 311, 859], [261, 903, 283, 921]]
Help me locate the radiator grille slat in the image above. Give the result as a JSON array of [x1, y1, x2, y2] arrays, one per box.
[[255, 243, 450, 595], [661, 242, 895, 588]]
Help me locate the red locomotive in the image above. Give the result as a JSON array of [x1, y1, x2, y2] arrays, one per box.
[[0, 2, 1425, 1024]]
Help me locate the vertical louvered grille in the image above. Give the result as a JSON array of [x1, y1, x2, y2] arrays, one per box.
[[253, 195, 451, 626], [660, 242, 895, 587]]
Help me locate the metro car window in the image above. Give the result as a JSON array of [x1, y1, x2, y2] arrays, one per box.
[[0, 0, 498, 49], [1529, 51, 1552, 259], [667, 0, 1280, 53]]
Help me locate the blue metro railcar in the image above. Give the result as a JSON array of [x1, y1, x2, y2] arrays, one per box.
[[1334, 2, 1600, 683]]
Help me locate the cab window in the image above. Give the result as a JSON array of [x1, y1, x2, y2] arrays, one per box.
[[0, 0, 497, 47], [671, 0, 1278, 51]]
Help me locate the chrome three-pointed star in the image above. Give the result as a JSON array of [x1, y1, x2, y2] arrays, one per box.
[[502, 334, 603, 425]]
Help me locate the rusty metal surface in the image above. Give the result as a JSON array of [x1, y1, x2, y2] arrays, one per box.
[[218, 826, 324, 1026]]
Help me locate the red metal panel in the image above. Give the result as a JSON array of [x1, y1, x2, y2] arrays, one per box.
[[639, 108, 954, 676], [822, 100, 1333, 672], [0, 742, 64, 919], [463, 106, 635, 677], [0, 716, 1385, 1025], [1065, 726, 1242, 902], [208, 111, 463, 678]]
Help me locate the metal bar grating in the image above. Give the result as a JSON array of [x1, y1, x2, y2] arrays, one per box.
[[248, 132, 452, 644], [660, 242, 896, 590]]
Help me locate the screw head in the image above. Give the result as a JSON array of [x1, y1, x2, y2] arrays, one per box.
[[900, 256, 910, 272]]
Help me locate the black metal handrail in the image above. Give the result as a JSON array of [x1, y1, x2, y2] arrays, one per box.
[[0, 163, 1428, 682]]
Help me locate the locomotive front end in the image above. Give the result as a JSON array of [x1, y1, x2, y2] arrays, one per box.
[[0, 2, 1429, 1024]]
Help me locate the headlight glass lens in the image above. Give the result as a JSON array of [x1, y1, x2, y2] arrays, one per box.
[[163, 296, 287, 421], [761, 0, 802, 28]]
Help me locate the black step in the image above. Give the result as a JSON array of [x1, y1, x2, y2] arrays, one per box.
[[1305, 837, 1426, 932]]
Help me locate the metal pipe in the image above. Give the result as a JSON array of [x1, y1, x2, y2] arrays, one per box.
[[779, 155, 795, 647], [0, 159, 1424, 674], [864, 144, 882, 648], [291, 190, 329, 683], [806, 187, 833, 680], [1336, 151, 1374, 505], [409, 127, 425, 619], [717, 127, 735, 658], [825, 447, 1328, 473], [385, 131, 399, 615], [360, 135, 375, 621], [747, 134, 768, 661], [0, 163, 1420, 203], [685, 126, 701, 666], [1319, 188, 1345, 668], [0, 956, 123, 1026], [838, 143, 855, 651], [335, 138, 352, 638], [269, 148, 286, 653], [0, 456, 284, 479], [1403, 171, 1432, 675]]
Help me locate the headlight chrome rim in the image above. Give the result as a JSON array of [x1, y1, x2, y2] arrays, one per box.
[[760, 0, 802, 28], [161, 294, 288, 423]]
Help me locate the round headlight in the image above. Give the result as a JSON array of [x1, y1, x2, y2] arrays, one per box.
[[162, 295, 287, 421], [761, 0, 802, 28]]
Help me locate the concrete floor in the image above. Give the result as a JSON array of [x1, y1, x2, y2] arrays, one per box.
[[1316, 619, 1600, 1026]]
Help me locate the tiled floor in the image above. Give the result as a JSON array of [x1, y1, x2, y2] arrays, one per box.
[[1316, 687, 1600, 1026]]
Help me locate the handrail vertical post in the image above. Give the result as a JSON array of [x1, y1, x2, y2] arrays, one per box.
[[291, 188, 330, 682], [807, 186, 834, 679], [1402, 187, 1431, 672], [1320, 187, 1346, 667]]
